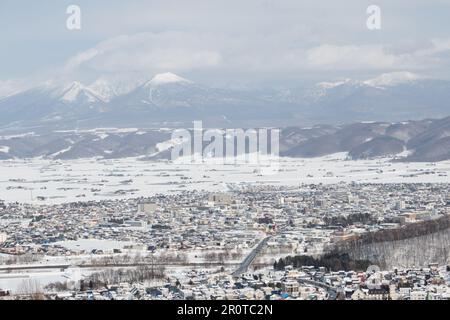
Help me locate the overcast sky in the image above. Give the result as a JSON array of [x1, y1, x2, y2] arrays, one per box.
[[1, 0, 450, 89]]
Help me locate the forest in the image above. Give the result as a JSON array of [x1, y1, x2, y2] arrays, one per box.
[[273, 253, 372, 272]]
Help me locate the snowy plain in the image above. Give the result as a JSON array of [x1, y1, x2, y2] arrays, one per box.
[[0, 153, 449, 204]]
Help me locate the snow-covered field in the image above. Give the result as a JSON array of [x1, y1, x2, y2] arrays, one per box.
[[52, 239, 134, 252], [0, 153, 449, 204], [0, 244, 250, 293]]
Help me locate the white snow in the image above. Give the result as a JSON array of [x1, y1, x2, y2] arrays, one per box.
[[314, 72, 421, 93], [0, 146, 10, 153], [364, 72, 420, 88], [316, 79, 353, 89], [58, 81, 106, 103], [0, 132, 37, 140], [97, 133, 109, 140], [88, 74, 149, 100], [61, 82, 84, 102], [156, 137, 186, 152], [0, 80, 28, 98], [0, 154, 449, 204], [51, 146, 73, 157], [148, 72, 192, 86], [53, 239, 133, 252]]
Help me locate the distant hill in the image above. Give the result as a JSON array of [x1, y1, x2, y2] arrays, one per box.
[[1, 116, 450, 162]]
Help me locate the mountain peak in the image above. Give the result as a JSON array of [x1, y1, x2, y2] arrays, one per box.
[[148, 73, 192, 86], [316, 78, 354, 89], [315, 72, 421, 91], [60, 81, 86, 102], [363, 72, 420, 88], [57, 81, 106, 103]]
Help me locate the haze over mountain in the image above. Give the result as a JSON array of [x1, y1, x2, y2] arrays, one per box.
[[1, 72, 449, 132]]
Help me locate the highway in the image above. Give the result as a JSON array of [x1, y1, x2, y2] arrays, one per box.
[[232, 236, 271, 277]]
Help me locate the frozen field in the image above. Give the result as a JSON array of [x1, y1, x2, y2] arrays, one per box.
[[0, 153, 449, 204]]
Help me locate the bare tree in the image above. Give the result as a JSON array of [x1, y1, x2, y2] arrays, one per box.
[[17, 279, 45, 300]]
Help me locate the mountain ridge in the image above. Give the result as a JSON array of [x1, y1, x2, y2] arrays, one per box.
[[0, 116, 449, 162], [0, 72, 449, 131]]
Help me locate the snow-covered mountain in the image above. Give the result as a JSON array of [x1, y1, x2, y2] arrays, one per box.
[[1, 71, 449, 162], [0, 80, 27, 99], [363, 72, 421, 88], [1, 116, 450, 162], [94, 72, 287, 128], [0, 81, 109, 128], [55, 81, 107, 103], [293, 72, 450, 123], [0, 72, 449, 130], [313, 72, 420, 92], [147, 72, 192, 86], [87, 74, 151, 101], [116, 72, 206, 108]]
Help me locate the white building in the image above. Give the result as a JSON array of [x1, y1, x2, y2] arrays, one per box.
[[410, 290, 428, 300], [0, 232, 7, 243]]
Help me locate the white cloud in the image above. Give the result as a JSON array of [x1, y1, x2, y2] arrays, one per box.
[[303, 39, 450, 73], [305, 44, 397, 70], [65, 32, 222, 74], [62, 25, 450, 83], [3, 0, 450, 84], [0, 80, 29, 98], [66, 48, 100, 71]]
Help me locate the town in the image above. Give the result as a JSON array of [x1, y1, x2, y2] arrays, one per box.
[[1, 182, 449, 300]]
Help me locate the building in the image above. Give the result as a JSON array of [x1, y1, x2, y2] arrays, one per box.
[[0, 232, 7, 244], [367, 288, 389, 300], [208, 193, 232, 206], [137, 201, 157, 214], [410, 290, 428, 300], [351, 289, 365, 300], [282, 281, 299, 298], [351, 287, 390, 300]]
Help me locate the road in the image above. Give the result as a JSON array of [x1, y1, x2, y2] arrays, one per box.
[[232, 236, 271, 277], [0, 261, 246, 272], [298, 278, 337, 300]]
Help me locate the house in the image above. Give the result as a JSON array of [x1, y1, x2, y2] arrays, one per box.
[[410, 290, 428, 300], [0, 232, 7, 244], [351, 288, 367, 300], [0, 289, 10, 297], [351, 287, 389, 300], [367, 288, 389, 300], [282, 281, 299, 298]]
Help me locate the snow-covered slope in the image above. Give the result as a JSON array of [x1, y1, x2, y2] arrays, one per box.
[[55, 81, 107, 103], [363, 72, 421, 88], [0, 72, 450, 129], [147, 72, 192, 86]]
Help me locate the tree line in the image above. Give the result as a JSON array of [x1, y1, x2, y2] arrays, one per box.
[[273, 253, 372, 272]]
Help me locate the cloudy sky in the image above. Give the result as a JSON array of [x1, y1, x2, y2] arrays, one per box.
[[1, 0, 450, 90]]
